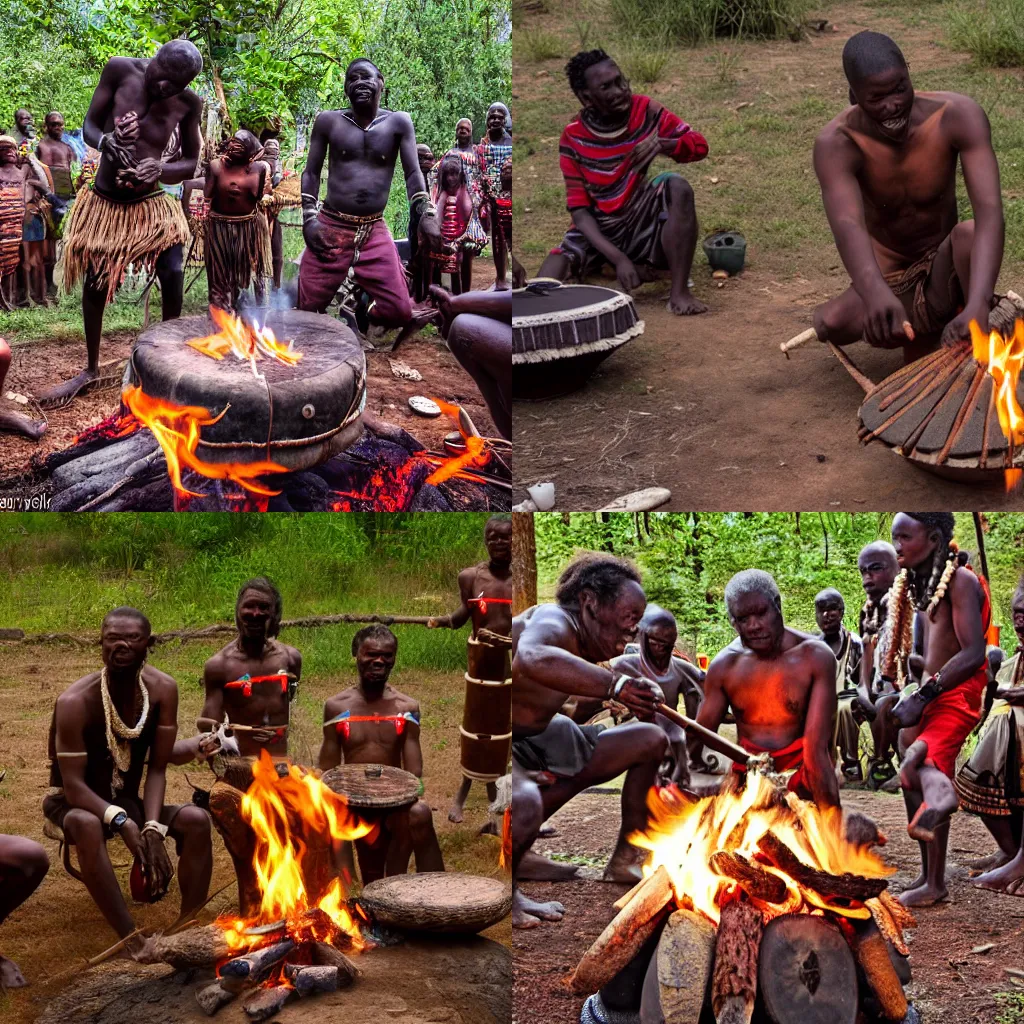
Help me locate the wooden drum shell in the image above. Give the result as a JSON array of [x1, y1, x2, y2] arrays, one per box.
[[461, 636, 512, 781]]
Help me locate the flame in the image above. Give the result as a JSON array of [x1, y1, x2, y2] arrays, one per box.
[[970, 318, 1024, 489], [424, 399, 491, 485], [122, 384, 289, 499], [218, 750, 374, 953], [189, 306, 302, 377], [71, 409, 140, 446], [630, 774, 893, 926]]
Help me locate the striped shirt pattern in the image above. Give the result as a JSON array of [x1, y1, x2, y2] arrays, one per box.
[[560, 94, 708, 214]]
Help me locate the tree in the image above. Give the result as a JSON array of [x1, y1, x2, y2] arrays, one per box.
[[513, 511, 537, 613]]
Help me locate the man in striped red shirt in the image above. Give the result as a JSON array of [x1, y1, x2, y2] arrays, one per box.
[[538, 49, 709, 316]]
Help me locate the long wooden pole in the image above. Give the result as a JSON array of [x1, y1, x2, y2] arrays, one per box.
[[655, 703, 751, 766], [512, 511, 537, 614]]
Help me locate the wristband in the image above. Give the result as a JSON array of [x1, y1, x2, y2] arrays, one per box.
[[103, 804, 127, 826], [142, 820, 169, 839], [610, 674, 630, 700], [300, 192, 319, 206]]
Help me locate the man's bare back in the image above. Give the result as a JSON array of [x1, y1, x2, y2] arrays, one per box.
[[201, 638, 301, 757]]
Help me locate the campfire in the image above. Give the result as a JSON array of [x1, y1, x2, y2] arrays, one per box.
[[570, 773, 916, 1023], [138, 752, 372, 1020], [15, 308, 509, 511], [855, 293, 1024, 487]]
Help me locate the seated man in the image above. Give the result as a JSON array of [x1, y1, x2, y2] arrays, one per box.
[[856, 541, 903, 787], [0, 835, 49, 987], [812, 31, 1003, 356], [696, 570, 840, 809], [203, 129, 271, 312], [537, 49, 709, 316], [193, 577, 301, 759], [318, 625, 443, 884], [512, 553, 667, 928], [429, 284, 510, 439], [43, 607, 213, 947], [611, 603, 705, 784], [887, 513, 989, 906], [957, 576, 1024, 891], [814, 588, 864, 781]]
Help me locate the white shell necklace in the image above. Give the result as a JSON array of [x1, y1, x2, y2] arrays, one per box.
[[100, 664, 150, 793]]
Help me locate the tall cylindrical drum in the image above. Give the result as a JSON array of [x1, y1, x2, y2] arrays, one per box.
[[460, 635, 512, 782]]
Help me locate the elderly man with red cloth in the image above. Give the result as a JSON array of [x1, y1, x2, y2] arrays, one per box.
[[537, 48, 709, 316]]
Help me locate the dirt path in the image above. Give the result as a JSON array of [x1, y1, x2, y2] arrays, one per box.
[[512, 1, 1024, 508], [514, 784, 1024, 1024]]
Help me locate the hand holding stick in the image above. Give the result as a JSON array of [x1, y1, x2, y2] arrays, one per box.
[[780, 321, 915, 354], [655, 702, 758, 768]]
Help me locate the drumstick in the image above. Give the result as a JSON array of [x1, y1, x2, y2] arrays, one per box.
[[780, 321, 915, 353], [655, 703, 751, 767], [196, 717, 289, 733]]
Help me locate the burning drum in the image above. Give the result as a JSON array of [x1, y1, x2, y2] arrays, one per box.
[[125, 309, 366, 472], [460, 634, 512, 783], [513, 282, 645, 399]]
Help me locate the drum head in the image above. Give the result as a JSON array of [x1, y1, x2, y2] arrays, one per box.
[[514, 283, 625, 318], [321, 764, 421, 809], [360, 871, 512, 933]]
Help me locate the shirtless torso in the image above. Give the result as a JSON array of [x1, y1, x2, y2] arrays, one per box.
[[206, 156, 267, 216], [200, 637, 301, 758]]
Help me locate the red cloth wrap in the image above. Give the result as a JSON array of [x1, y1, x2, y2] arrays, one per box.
[[916, 568, 992, 778], [732, 735, 809, 796]]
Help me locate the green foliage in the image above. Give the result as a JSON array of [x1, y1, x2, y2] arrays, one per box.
[[609, 0, 813, 46], [996, 992, 1024, 1024], [0, 513, 491, 671], [948, 0, 1024, 68], [518, 28, 563, 61], [535, 513, 1024, 656]]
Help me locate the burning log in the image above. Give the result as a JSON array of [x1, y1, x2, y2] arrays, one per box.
[[758, 915, 858, 1024], [613, 864, 672, 912], [208, 780, 262, 916], [655, 907, 717, 1024], [756, 832, 887, 902], [708, 852, 787, 905], [242, 984, 295, 1022], [570, 864, 674, 994], [220, 938, 295, 980], [195, 980, 241, 1017], [848, 918, 908, 1022], [311, 940, 360, 985], [865, 893, 915, 957], [711, 900, 762, 1024], [284, 963, 340, 996], [134, 924, 238, 969]]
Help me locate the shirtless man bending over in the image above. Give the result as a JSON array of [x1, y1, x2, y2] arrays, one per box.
[[0, 835, 48, 986], [812, 31, 1003, 357], [43, 607, 212, 945], [318, 625, 443, 884], [194, 578, 301, 759], [695, 570, 840, 809], [512, 553, 667, 928]]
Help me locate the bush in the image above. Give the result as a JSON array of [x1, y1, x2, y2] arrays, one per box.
[[519, 27, 563, 60], [609, 0, 813, 46], [948, 0, 1024, 68]]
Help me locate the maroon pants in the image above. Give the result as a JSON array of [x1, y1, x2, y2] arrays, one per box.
[[297, 213, 412, 326]]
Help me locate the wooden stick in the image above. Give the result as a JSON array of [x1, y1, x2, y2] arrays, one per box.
[[613, 864, 671, 912], [756, 832, 887, 901], [712, 900, 762, 1024], [849, 918, 908, 1021], [825, 341, 875, 394], [196, 717, 289, 734], [570, 864, 674, 994], [709, 852, 787, 904], [656, 703, 752, 767], [780, 327, 818, 353], [936, 364, 987, 464], [46, 926, 148, 983], [877, 346, 953, 411]]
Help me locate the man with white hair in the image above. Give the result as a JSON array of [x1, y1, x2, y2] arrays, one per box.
[[694, 569, 841, 808]]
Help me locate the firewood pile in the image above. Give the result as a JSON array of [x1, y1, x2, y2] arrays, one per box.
[[570, 777, 917, 1024], [136, 913, 360, 1021]]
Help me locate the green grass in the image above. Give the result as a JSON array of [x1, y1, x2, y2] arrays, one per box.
[[948, 0, 1024, 67], [622, 43, 672, 84], [519, 27, 564, 61], [609, 0, 813, 45], [996, 993, 1024, 1024], [0, 512, 494, 672]]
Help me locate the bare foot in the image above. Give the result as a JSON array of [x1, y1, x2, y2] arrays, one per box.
[[0, 953, 27, 988], [972, 851, 1024, 893], [667, 288, 707, 316], [966, 850, 1013, 876], [37, 367, 99, 409], [898, 883, 948, 907], [0, 409, 47, 440], [518, 850, 579, 882], [512, 889, 565, 929]]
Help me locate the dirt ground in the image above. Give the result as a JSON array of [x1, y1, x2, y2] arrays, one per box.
[[513, 783, 1024, 1024], [0, 644, 510, 1024], [512, 1, 1024, 509]]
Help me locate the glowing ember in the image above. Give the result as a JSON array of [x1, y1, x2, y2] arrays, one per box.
[[971, 318, 1024, 490], [217, 750, 374, 954], [424, 398, 492, 485], [189, 306, 302, 378], [122, 384, 289, 499], [631, 774, 893, 925], [72, 409, 140, 446]]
